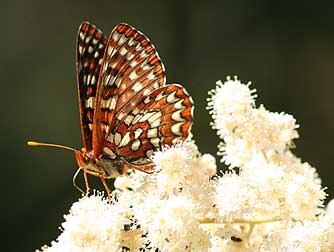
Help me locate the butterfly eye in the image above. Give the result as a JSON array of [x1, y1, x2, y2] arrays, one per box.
[[80, 154, 90, 163]]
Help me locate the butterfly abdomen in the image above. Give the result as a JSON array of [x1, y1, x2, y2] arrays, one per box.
[[96, 156, 124, 178], [76, 150, 124, 178]]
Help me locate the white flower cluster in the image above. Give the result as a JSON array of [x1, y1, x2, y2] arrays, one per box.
[[38, 77, 334, 252]]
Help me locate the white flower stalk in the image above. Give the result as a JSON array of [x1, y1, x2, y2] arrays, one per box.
[[39, 77, 333, 252], [208, 77, 299, 168], [38, 194, 124, 252], [259, 218, 334, 252], [134, 194, 211, 251]]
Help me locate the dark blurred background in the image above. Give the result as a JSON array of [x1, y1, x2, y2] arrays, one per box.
[[2, 0, 334, 251]]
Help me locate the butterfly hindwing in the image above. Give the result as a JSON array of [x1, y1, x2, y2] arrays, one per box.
[[112, 84, 193, 167], [76, 22, 107, 151], [92, 23, 166, 156]]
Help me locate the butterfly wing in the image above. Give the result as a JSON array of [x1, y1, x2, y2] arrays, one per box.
[[76, 22, 107, 151], [113, 84, 193, 170], [92, 23, 165, 156]]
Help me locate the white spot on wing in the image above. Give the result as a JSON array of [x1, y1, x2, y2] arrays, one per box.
[[131, 139, 141, 151], [140, 50, 149, 58], [111, 62, 118, 69], [155, 90, 165, 101], [147, 71, 155, 80], [146, 149, 154, 157], [79, 32, 85, 40], [171, 110, 185, 122], [103, 147, 116, 158], [120, 47, 128, 56], [127, 53, 134, 60], [101, 97, 116, 110], [167, 91, 179, 103], [144, 96, 151, 104], [142, 64, 151, 71], [174, 99, 186, 110], [129, 71, 139, 80], [150, 118, 161, 128], [148, 111, 162, 123], [105, 74, 111, 86], [107, 133, 114, 143], [108, 46, 113, 56], [103, 62, 109, 71], [139, 111, 155, 122], [152, 82, 160, 89], [123, 114, 134, 125], [135, 44, 142, 51], [128, 37, 135, 46], [91, 75, 96, 84], [150, 137, 160, 147], [87, 74, 91, 84], [104, 125, 110, 134], [118, 34, 127, 46], [134, 128, 143, 138], [115, 78, 122, 87], [132, 82, 143, 92], [85, 35, 91, 44], [112, 31, 120, 41], [132, 114, 141, 124], [171, 122, 184, 136], [130, 60, 138, 67], [132, 107, 140, 115], [114, 132, 121, 146], [147, 128, 158, 138], [85, 97, 95, 108], [117, 112, 126, 121], [172, 137, 182, 145], [119, 132, 131, 147]]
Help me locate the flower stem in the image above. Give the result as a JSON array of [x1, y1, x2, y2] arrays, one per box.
[[199, 216, 281, 225]]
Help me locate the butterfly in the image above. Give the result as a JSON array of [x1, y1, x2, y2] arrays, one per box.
[[28, 22, 193, 202]]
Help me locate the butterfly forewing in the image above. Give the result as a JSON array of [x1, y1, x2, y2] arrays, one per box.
[[76, 22, 107, 151], [92, 23, 166, 156], [113, 84, 193, 168]]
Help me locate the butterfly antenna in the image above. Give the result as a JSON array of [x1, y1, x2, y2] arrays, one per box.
[[27, 141, 77, 152], [73, 168, 85, 195]]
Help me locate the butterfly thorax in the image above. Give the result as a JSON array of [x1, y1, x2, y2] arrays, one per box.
[[75, 150, 124, 178]]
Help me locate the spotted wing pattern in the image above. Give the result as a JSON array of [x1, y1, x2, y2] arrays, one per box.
[[77, 22, 107, 151], [92, 23, 165, 156], [112, 84, 193, 169]]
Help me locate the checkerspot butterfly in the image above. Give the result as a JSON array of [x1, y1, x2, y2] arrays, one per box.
[[28, 22, 193, 202]]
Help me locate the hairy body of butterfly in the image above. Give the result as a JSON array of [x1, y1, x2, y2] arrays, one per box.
[[73, 22, 193, 199]]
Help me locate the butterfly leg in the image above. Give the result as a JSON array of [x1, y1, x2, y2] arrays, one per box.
[[99, 175, 111, 203], [120, 163, 127, 175], [83, 170, 91, 195], [126, 163, 155, 174], [73, 167, 85, 195]]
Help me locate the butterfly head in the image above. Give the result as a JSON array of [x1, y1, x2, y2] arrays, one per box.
[[74, 147, 125, 178], [74, 147, 101, 173], [74, 148, 91, 168]]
